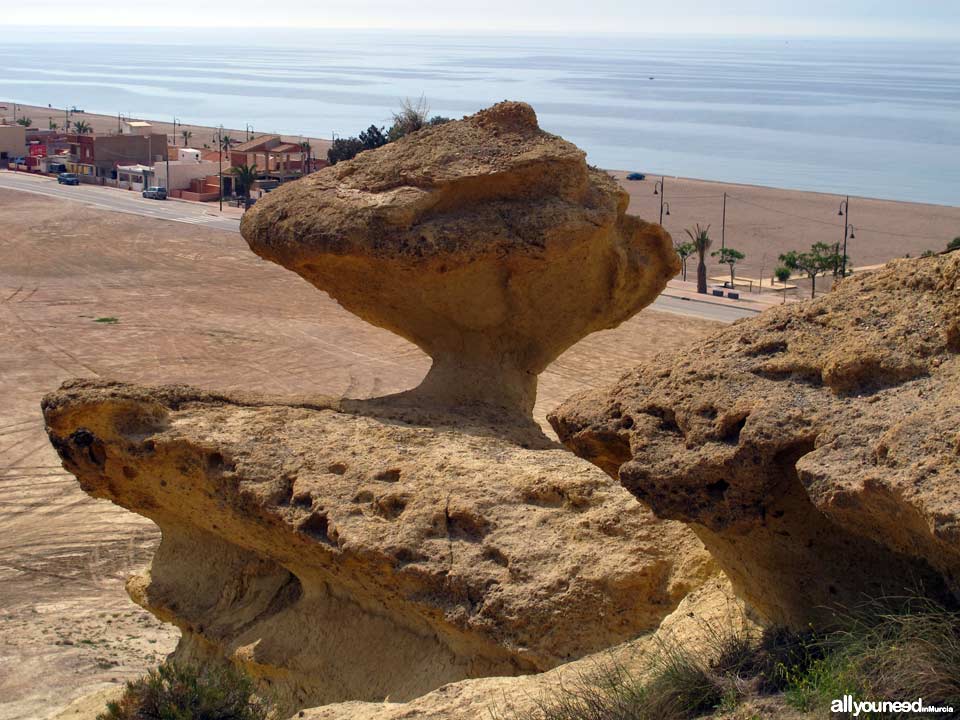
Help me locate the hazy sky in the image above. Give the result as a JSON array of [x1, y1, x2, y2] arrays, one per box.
[[7, 0, 960, 37]]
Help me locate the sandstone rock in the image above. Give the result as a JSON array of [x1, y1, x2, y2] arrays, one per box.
[[240, 102, 678, 416], [551, 253, 960, 628], [300, 577, 747, 720], [43, 380, 712, 713]]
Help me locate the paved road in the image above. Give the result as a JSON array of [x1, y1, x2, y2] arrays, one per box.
[[0, 171, 241, 233], [0, 171, 758, 323]]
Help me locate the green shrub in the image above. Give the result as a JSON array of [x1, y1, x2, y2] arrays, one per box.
[[505, 628, 747, 720], [503, 596, 959, 720], [784, 599, 960, 717], [948, 237, 960, 252], [98, 660, 273, 720]]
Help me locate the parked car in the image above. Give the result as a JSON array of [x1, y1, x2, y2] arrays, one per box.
[[626, 172, 646, 181], [57, 172, 80, 185], [142, 186, 167, 200]]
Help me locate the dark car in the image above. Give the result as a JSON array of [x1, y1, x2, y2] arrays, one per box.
[[142, 186, 167, 200], [626, 172, 646, 181], [57, 172, 80, 185]]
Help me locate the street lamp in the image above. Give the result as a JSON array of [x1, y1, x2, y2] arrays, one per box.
[[218, 125, 223, 212], [663, 201, 671, 217], [654, 177, 666, 225], [838, 196, 852, 276]]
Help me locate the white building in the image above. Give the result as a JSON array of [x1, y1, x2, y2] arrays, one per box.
[[122, 120, 153, 136], [117, 164, 155, 191], [152, 150, 219, 191]]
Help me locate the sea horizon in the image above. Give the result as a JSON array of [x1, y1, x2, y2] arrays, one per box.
[[1, 28, 957, 206]]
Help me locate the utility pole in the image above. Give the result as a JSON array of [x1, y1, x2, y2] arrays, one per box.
[[165, 130, 170, 194], [654, 176, 666, 225], [721, 192, 727, 250], [218, 126, 223, 212]]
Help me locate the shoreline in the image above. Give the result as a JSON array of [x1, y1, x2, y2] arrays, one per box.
[[7, 101, 959, 210], [6, 101, 960, 281]]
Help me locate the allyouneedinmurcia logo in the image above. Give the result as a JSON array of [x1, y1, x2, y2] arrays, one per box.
[[832, 695, 955, 716]]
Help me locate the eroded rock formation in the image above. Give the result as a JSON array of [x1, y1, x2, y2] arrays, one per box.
[[552, 252, 960, 628], [241, 101, 678, 416], [44, 102, 708, 714]]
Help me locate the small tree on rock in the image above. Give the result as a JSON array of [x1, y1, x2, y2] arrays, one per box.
[[948, 237, 960, 252], [712, 247, 746, 287], [359, 125, 388, 151], [327, 136, 364, 165]]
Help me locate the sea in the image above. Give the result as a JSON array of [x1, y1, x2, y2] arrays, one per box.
[[1, 28, 958, 205]]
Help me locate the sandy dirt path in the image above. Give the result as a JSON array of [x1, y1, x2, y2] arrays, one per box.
[[0, 188, 719, 719]]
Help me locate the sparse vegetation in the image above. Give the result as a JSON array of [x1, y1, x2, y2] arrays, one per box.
[[674, 241, 695, 282], [16, 117, 32, 127], [779, 242, 845, 298], [506, 598, 960, 720], [711, 246, 746, 287], [783, 599, 960, 716], [774, 265, 792, 303], [97, 660, 273, 720], [948, 237, 960, 252], [327, 97, 453, 165], [94, 317, 119, 324]]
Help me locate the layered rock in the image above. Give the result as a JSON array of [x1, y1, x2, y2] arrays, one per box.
[[43, 380, 712, 711], [551, 252, 960, 628], [241, 101, 678, 416], [44, 102, 709, 715]]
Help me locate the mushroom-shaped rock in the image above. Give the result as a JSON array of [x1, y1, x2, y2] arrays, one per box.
[[241, 102, 678, 415]]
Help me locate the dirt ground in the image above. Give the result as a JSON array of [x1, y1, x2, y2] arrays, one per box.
[[0, 188, 719, 720]]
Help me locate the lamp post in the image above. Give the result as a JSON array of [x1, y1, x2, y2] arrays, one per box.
[[653, 177, 666, 225], [721, 191, 727, 250], [218, 125, 223, 212], [662, 201, 671, 218], [838, 196, 851, 276]]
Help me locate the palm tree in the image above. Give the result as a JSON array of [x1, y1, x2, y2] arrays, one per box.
[[299, 140, 311, 174], [220, 134, 236, 152], [685, 224, 713, 294], [181, 129, 193, 147], [229, 163, 258, 199], [48, 118, 58, 131], [73, 120, 92, 135]]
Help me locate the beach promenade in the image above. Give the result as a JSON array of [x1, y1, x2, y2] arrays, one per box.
[[7, 102, 958, 297]]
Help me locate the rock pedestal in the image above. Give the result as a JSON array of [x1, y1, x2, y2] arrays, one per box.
[[241, 102, 678, 416], [44, 102, 702, 714]]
